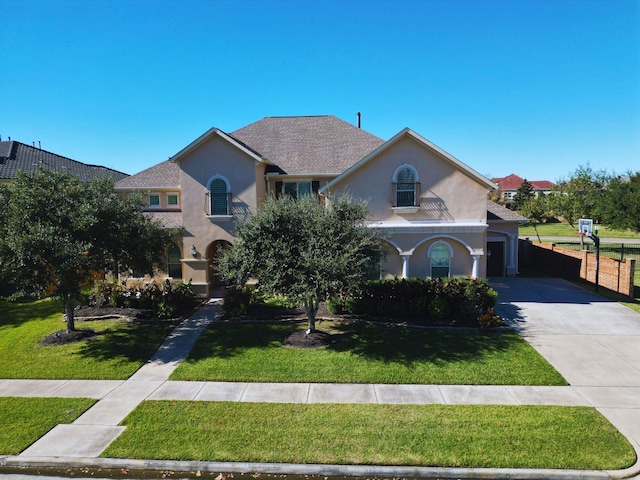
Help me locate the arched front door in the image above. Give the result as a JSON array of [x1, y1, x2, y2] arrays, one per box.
[[206, 240, 232, 287]]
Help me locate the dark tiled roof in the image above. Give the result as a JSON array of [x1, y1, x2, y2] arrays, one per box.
[[487, 201, 528, 222], [0, 141, 128, 182], [230, 116, 385, 175], [115, 160, 180, 189]]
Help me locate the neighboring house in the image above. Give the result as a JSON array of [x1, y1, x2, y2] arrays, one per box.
[[116, 115, 525, 296], [491, 173, 555, 207], [0, 140, 128, 183]]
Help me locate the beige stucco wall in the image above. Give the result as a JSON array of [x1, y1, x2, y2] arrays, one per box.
[[326, 135, 488, 223], [325, 134, 490, 279], [177, 134, 266, 294]]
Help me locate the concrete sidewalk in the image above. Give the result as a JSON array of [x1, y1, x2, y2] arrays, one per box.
[[2, 278, 640, 479]]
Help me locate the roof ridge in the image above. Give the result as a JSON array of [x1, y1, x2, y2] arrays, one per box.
[[8, 140, 128, 176]]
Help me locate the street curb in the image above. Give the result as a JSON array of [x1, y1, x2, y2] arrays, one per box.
[[2, 455, 639, 480]]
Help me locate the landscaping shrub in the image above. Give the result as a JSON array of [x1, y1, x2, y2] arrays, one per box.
[[88, 280, 198, 318], [222, 286, 255, 317], [327, 277, 499, 327]]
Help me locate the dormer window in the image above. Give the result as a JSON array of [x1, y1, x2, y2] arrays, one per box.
[[392, 164, 421, 210], [206, 175, 232, 216]]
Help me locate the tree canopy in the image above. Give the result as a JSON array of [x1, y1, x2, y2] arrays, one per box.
[[599, 172, 640, 233], [219, 194, 382, 332], [511, 178, 533, 211], [0, 169, 173, 331], [549, 164, 611, 228]]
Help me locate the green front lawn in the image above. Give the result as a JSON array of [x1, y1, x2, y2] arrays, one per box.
[[103, 401, 635, 470], [0, 299, 181, 379], [519, 222, 639, 239], [0, 397, 96, 454], [170, 321, 566, 385]]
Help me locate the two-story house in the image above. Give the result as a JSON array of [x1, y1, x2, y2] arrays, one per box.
[[491, 173, 555, 208], [116, 116, 526, 296]]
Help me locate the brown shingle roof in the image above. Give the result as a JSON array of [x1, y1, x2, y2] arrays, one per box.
[[145, 211, 183, 229], [487, 201, 528, 222], [230, 116, 385, 175], [115, 160, 180, 189]]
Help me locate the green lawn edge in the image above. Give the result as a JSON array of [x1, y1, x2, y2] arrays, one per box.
[[170, 321, 567, 385], [103, 401, 636, 471], [0, 397, 96, 455], [0, 299, 181, 379]]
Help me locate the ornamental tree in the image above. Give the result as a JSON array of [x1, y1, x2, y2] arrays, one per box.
[[218, 194, 382, 332], [0, 169, 172, 332]]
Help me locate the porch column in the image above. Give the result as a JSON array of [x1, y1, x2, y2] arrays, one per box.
[[400, 253, 411, 279], [507, 234, 518, 270], [471, 254, 480, 279]]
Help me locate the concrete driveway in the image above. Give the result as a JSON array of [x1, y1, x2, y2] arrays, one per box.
[[492, 277, 640, 457]]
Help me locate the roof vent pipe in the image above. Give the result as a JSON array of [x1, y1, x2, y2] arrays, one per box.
[[357, 112, 361, 128]]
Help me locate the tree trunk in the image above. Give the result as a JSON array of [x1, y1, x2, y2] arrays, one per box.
[[303, 297, 319, 333], [533, 224, 541, 243], [64, 295, 76, 333]]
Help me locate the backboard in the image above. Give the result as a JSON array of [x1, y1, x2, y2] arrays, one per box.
[[578, 218, 593, 236]]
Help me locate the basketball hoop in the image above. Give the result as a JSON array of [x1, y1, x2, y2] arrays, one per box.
[[578, 219, 593, 237]]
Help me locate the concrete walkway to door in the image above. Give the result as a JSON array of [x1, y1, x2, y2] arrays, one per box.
[[492, 277, 640, 459]]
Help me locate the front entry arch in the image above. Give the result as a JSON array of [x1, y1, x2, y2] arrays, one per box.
[[207, 240, 232, 288]]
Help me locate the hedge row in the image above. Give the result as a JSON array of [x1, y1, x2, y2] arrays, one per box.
[[88, 280, 199, 318], [327, 277, 499, 327]]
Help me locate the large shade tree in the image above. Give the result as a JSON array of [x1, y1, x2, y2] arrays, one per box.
[[599, 172, 640, 233], [219, 194, 382, 332], [549, 164, 611, 228], [0, 169, 172, 331]]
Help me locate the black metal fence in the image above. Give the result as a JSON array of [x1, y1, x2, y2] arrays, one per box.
[[553, 242, 640, 263]]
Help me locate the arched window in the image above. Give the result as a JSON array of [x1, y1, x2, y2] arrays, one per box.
[[392, 164, 420, 207], [429, 242, 452, 278], [167, 243, 182, 279], [207, 175, 231, 216]]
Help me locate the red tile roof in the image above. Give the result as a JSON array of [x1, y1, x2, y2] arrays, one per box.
[[492, 173, 554, 191]]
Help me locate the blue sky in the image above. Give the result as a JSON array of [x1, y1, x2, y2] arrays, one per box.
[[2, 0, 638, 181]]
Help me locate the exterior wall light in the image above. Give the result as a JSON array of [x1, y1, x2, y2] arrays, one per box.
[[190, 245, 197, 257]]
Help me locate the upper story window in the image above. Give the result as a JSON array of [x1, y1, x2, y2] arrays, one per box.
[[276, 180, 320, 199], [392, 164, 421, 208], [167, 193, 179, 207], [206, 175, 232, 216], [148, 193, 161, 208]]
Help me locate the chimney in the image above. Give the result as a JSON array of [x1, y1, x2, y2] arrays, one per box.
[[357, 112, 361, 128]]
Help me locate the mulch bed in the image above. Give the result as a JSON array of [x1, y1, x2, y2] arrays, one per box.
[[38, 306, 158, 346]]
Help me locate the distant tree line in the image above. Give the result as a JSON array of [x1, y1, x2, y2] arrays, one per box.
[[509, 165, 640, 235]]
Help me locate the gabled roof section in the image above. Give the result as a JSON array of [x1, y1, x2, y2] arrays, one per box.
[[0, 140, 128, 182], [230, 115, 385, 175], [487, 201, 528, 222], [492, 173, 555, 191], [169, 127, 266, 165], [115, 160, 180, 189], [320, 128, 497, 193]]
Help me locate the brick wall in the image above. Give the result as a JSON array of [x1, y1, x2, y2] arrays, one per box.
[[520, 240, 636, 297]]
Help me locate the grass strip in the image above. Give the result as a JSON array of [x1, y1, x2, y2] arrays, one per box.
[[0, 299, 181, 379], [104, 401, 635, 470], [0, 397, 96, 454], [519, 222, 639, 239], [171, 321, 566, 385]]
